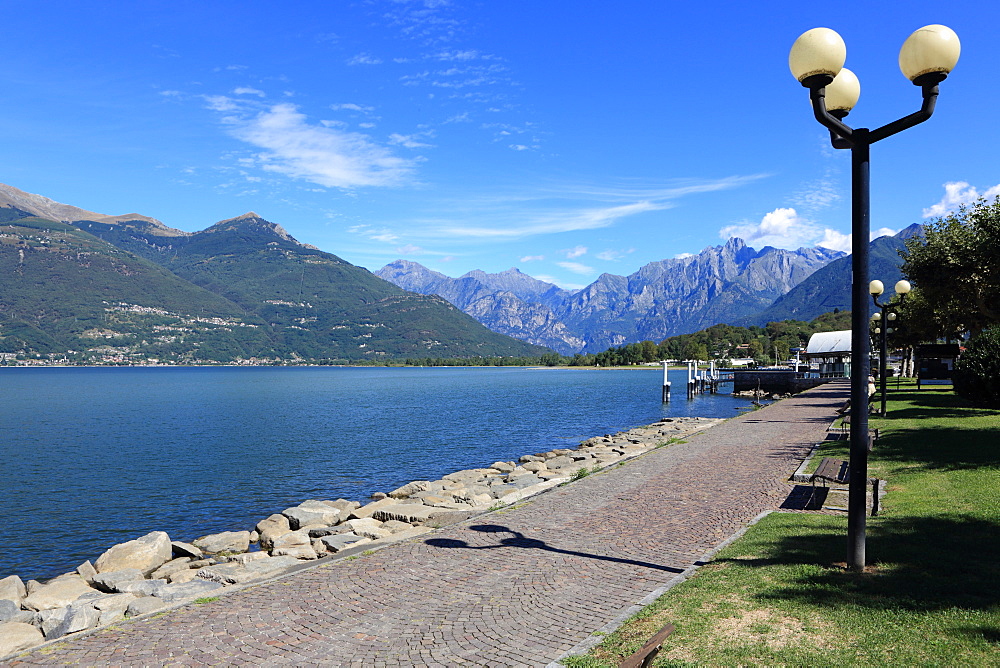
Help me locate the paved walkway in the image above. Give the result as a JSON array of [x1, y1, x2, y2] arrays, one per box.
[[7, 381, 848, 667]]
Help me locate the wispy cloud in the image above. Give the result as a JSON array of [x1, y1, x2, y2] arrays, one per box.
[[922, 181, 1000, 218], [388, 132, 435, 148], [556, 261, 594, 275], [347, 53, 383, 65], [790, 175, 841, 212], [330, 103, 376, 113], [399, 175, 766, 242], [211, 100, 414, 188], [520, 255, 544, 262], [563, 245, 587, 259], [596, 248, 634, 261], [233, 87, 266, 97], [440, 201, 667, 239]]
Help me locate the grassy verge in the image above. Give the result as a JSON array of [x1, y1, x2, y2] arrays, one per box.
[[565, 380, 1000, 666]]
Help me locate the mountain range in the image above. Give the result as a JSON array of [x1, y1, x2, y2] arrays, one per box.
[[0, 184, 551, 363], [378, 238, 869, 354], [1, 182, 921, 362]]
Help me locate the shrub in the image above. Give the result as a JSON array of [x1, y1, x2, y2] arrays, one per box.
[[953, 327, 1000, 407]]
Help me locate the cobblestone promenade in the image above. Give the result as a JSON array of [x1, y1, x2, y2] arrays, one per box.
[[7, 381, 847, 667]]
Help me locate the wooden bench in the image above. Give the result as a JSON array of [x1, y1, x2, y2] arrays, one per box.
[[810, 457, 850, 486], [809, 458, 883, 515], [619, 623, 675, 668]]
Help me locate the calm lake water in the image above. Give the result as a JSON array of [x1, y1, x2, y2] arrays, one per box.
[[0, 366, 747, 581]]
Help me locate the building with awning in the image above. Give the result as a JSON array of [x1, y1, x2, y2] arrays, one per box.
[[806, 330, 854, 377]]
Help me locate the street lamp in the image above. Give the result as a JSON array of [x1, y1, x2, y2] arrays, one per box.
[[789, 25, 959, 573], [870, 279, 911, 416]]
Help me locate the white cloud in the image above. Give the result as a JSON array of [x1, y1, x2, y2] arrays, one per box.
[[564, 245, 587, 259], [922, 181, 1000, 218], [219, 103, 414, 188], [347, 53, 382, 65], [233, 87, 265, 97], [397, 244, 423, 254], [816, 227, 900, 254], [720, 207, 822, 249], [556, 261, 594, 275], [388, 133, 434, 149], [817, 229, 852, 253], [674, 252, 694, 260], [519, 255, 544, 262]]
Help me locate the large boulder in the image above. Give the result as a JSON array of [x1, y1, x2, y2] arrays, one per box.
[[348, 497, 398, 520], [318, 534, 371, 553], [196, 556, 301, 585], [91, 569, 144, 594], [345, 518, 392, 540], [255, 514, 292, 550], [0, 575, 26, 605], [117, 579, 169, 597], [153, 580, 224, 603], [20, 574, 96, 612], [125, 597, 165, 617], [0, 621, 44, 657], [94, 531, 173, 575], [78, 592, 138, 626], [170, 541, 203, 559], [36, 602, 101, 639], [282, 501, 341, 530], [269, 529, 318, 560], [387, 481, 430, 498], [192, 531, 250, 555], [0, 599, 19, 623], [323, 499, 361, 515], [150, 558, 193, 581], [543, 455, 577, 470]]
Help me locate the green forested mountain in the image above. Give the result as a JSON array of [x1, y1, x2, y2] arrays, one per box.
[[0, 188, 552, 363], [0, 214, 277, 361], [748, 224, 921, 324]]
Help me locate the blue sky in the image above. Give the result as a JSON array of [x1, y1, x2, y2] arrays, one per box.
[[2, 1, 997, 289]]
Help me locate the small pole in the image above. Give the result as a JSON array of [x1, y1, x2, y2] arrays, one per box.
[[661, 361, 671, 402]]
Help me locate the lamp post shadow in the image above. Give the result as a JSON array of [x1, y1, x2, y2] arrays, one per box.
[[425, 524, 685, 574]]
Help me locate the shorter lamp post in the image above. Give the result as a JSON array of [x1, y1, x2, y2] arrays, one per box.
[[870, 279, 911, 415]]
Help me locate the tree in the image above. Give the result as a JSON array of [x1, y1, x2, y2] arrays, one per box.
[[952, 327, 1000, 407], [901, 197, 1000, 337]]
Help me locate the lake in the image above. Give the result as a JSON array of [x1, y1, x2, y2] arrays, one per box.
[[0, 366, 747, 581]]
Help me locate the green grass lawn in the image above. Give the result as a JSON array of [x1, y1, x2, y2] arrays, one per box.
[[565, 380, 1000, 667]]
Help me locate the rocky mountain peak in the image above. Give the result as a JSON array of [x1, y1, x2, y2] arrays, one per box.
[[206, 212, 300, 244]]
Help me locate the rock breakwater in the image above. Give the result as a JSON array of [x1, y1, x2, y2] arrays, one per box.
[[0, 416, 719, 659]]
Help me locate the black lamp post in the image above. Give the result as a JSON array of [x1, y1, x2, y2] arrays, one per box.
[[789, 25, 960, 572], [870, 279, 911, 416]]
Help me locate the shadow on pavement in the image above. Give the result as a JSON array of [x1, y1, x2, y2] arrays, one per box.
[[425, 524, 685, 574]]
